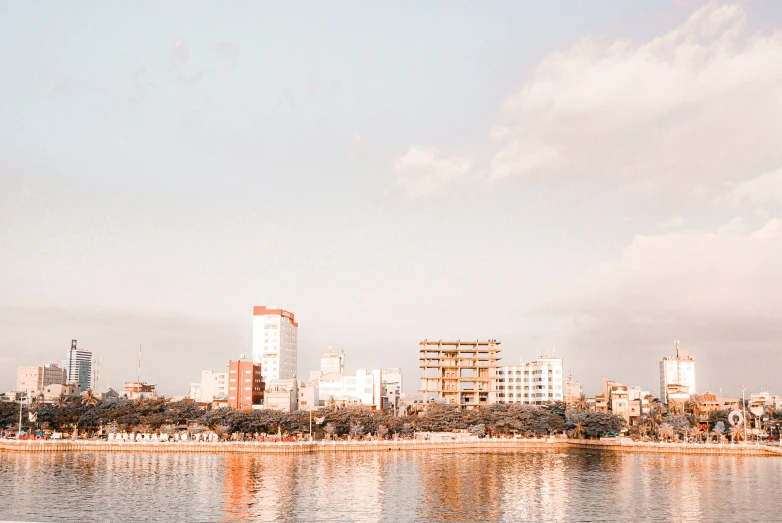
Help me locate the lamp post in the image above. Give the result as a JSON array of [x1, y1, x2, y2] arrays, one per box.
[[741, 385, 747, 444]]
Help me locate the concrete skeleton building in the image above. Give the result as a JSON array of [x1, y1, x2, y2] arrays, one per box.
[[660, 343, 696, 403], [419, 340, 501, 407], [496, 355, 565, 405], [251, 306, 298, 381]]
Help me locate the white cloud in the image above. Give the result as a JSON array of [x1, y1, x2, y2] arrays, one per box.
[[394, 146, 473, 198], [717, 216, 743, 234], [657, 215, 684, 232], [726, 167, 782, 206], [490, 3, 782, 189], [541, 226, 782, 346], [751, 218, 782, 240]]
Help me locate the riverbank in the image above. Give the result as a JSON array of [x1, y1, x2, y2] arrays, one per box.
[[2, 438, 781, 456]]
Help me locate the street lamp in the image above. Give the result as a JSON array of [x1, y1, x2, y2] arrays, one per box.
[[740, 385, 748, 444]]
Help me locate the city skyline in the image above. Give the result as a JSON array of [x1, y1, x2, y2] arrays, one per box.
[[3, 1, 782, 396]]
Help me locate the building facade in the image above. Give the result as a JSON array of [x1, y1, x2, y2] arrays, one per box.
[[419, 340, 501, 407], [17, 364, 67, 393], [228, 359, 264, 410], [199, 370, 228, 403], [660, 345, 696, 403], [125, 382, 156, 400], [496, 356, 565, 405], [64, 340, 93, 390], [263, 379, 299, 412], [251, 306, 298, 381]]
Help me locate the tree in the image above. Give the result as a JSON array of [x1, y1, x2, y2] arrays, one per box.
[[376, 424, 389, 439], [566, 416, 586, 439], [324, 422, 336, 440], [573, 394, 589, 414], [730, 425, 745, 442], [570, 411, 624, 439], [349, 423, 365, 439]]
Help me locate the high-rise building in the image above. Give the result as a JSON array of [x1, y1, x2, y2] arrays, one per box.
[[228, 358, 265, 410], [659, 343, 696, 403], [16, 364, 67, 394], [419, 340, 502, 407], [381, 368, 403, 410], [496, 355, 565, 405], [65, 340, 93, 390], [251, 306, 298, 381]]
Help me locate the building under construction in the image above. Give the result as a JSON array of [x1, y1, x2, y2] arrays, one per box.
[[419, 340, 501, 407]]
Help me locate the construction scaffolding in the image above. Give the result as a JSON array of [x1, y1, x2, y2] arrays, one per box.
[[419, 340, 502, 408]]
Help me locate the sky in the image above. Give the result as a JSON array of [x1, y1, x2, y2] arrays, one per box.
[[2, 0, 782, 398]]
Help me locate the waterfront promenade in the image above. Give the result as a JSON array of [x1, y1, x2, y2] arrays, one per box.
[[2, 438, 780, 456]]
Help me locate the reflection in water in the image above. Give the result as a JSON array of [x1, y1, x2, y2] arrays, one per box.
[[1, 449, 781, 522]]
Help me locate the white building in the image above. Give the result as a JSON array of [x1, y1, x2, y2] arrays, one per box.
[[199, 370, 228, 402], [320, 349, 344, 375], [17, 364, 67, 394], [263, 379, 299, 412], [496, 356, 565, 405], [187, 383, 202, 401], [659, 345, 696, 403], [252, 306, 298, 381], [381, 368, 403, 410], [63, 339, 93, 390], [298, 382, 319, 411]]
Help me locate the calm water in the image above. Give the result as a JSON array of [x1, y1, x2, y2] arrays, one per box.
[[1, 449, 781, 522]]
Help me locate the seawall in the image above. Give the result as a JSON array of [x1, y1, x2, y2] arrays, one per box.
[[1, 439, 780, 457]]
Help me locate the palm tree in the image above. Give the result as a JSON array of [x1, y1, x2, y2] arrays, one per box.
[[730, 425, 745, 443], [568, 420, 586, 439], [81, 388, 99, 408], [56, 394, 72, 408], [574, 393, 589, 414], [659, 423, 674, 442], [668, 401, 684, 416]]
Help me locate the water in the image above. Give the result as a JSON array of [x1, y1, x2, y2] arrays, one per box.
[[1, 449, 781, 522]]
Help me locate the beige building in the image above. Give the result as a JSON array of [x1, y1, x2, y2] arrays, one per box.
[[42, 383, 80, 401], [17, 364, 67, 393], [419, 340, 501, 407], [263, 379, 299, 412]]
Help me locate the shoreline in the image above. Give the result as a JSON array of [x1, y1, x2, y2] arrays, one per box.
[[1, 439, 781, 457]]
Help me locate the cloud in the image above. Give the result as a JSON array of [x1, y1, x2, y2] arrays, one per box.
[[657, 216, 684, 232], [726, 167, 782, 207], [394, 146, 473, 199], [489, 3, 782, 190], [717, 216, 743, 234], [751, 218, 782, 240]]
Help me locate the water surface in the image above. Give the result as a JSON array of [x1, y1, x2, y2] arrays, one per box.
[[1, 449, 780, 522]]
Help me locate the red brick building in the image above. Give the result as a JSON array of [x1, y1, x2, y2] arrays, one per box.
[[228, 359, 265, 410]]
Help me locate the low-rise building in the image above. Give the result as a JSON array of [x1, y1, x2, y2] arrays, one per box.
[[17, 364, 67, 394], [43, 383, 80, 401], [125, 382, 156, 400], [298, 382, 319, 411], [263, 379, 298, 412]]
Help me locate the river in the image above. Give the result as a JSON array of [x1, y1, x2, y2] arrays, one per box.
[[1, 448, 780, 522]]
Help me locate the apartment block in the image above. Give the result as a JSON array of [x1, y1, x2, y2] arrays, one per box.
[[228, 359, 265, 410], [419, 340, 501, 407], [496, 356, 564, 405], [660, 344, 696, 403], [17, 364, 67, 393], [251, 306, 298, 381]]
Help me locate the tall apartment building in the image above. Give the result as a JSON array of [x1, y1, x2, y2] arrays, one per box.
[[63, 339, 93, 390], [419, 340, 501, 407], [16, 364, 67, 393], [496, 356, 564, 405], [252, 306, 298, 381], [659, 344, 696, 403], [228, 359, 265, 410]]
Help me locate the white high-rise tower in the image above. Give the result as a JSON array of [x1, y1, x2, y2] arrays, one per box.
[[252, 306, 298, 380], [659, 342, 696, 403]]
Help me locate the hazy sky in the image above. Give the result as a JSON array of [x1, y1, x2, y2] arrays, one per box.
[[2, 1, 782, 397]]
